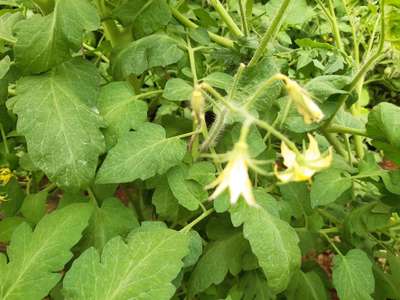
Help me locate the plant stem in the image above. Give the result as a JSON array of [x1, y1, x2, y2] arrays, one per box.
[[321, 129, 348, 158], [200, 83, 301, 155], [210, 0, 243, 37], [180, 208, 215, 233], [95, 0, 122, 48], [87, 187, 99, 208], [187, 38, 198, 85], [0, 123, 9, 154], [327, 0, 344, 51], [82, 43, 110, 63], [248, 0, 291, 66], [324, 0, 386, 127], [171, 6, 234, 48], [326, 124, 368, 136], [32, 0, 54, 14], [321, 231, 344, 256], [239, 0, 249, 36]]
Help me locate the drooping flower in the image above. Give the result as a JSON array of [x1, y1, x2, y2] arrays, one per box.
[[0, 168, 13, 185], [284, 78, 324, 124], [275, 134, 332, 182], [206, 141, 257, 207]]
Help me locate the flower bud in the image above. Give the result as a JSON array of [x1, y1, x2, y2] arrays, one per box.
[[191, 87, 205, 124], [285, 79, 324, 124]]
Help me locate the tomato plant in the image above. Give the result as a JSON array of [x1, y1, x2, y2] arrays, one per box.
[[0, 0, 400, 299]]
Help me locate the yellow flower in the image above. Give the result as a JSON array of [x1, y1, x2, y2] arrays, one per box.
[[285, 79, 324, 124], [0, 168, 13, 185], [206, 142, 257, 207], [275, 134, 332, 182], [0, 193, 8, 202]]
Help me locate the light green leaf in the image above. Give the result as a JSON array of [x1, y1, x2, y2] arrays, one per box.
[[96, 122, 186, 184], [111, 34, 184, 79], [287, 271, 329, 300], [10, 59, 105, 190], [367, 102, 400, 149], [167, 164, 208, 211], [63, 226, 189, 300], [14, 0, 99, 73], [20, 190, 48, 224], [332, 249, 375, 300], [0, 56, 11, 79], [240, 206, 301, 294], [0, 217, 25, 243], [310, 170, 352, 208], [187, 161, 216, 186], [0, 204, 92, 300], [80, 198, 139, 251], [163, 78, 193, 101], [305, 75, 351, 101], [0, 12, 23, 43], [113, 0, 171, 35], [201, 72, 234, 90], [97, 81, 148, 145], [188, 232, 249, 296]]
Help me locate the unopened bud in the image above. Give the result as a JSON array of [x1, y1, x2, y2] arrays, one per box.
[[191, 87, 205, 124]]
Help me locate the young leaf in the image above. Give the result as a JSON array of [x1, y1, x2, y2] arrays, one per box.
[[310, 169, 352, 208], [332, 249, 375, 300], [188, 232, 249, 296], [152, 178, 180, 222], [113, 0, 171, 35], [80, 197, 139, 251], [167, 164, 208, 211], [14, 0, 99, 73], [0, 203, 92, 300], [63, 226, 189, 300], [97, 81, 148, 146], [20, 190, 48, 224], [0, 56, 11, 79], [163, 78, 193, 101], [96, 123, 186, 184], [240, 206, 301, 294], [9, 59, 105, 190], [111, 34, 184, 79]]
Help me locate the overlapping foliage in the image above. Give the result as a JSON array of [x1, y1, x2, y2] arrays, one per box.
[[0, 0, 400, 299]]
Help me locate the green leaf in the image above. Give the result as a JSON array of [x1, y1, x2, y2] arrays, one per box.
[[111, 34, 184, 79], [10, 59, 105, 190], [0, 56, 11, 79], [163, 78, 193, 101], [201, 72, 234, 90], [80, 197, 139, 251], [367, 102, 400, 149], [167, 164, 208, 211], [305, 75, 351, 101], [97, 81, 148, 146], [0, 217, 25, 243], [96, 122, 187, 184], [0, 203, 92, 300], [240, 206, 301, 294], [188, 232, 249, 296], [310, 170, 352, 208], [152, 178, 180, 222], [14, 0, 99, 73], [0, 178, 25, 217], [20, 190, 48, 224], [332, 249, 375, 300], [113, 0, 171, 35], [0, 12, 23, 43], [187, 161, 216, 186], [287, 271, 329, 300], [63, 226, 189, 300]]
